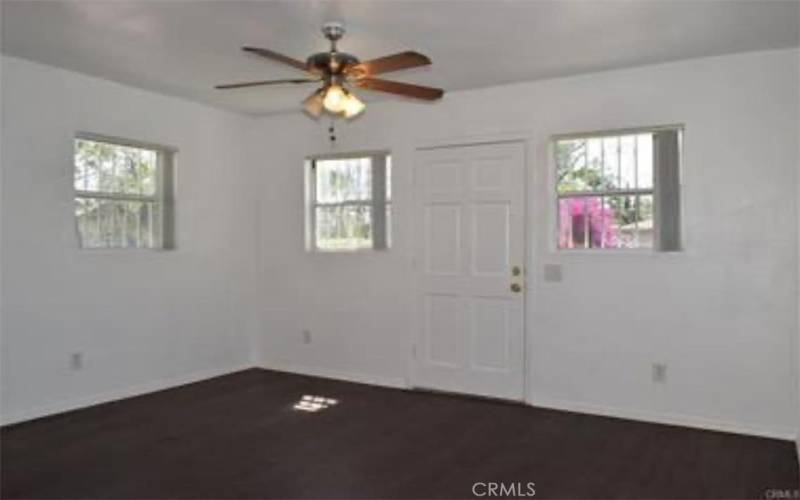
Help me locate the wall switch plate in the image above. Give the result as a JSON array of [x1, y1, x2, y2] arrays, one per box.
[[543, 264, 563, 283], [70, 352, 84, 371], [652, 363, 667, 383], [302, 330, 312, 344]]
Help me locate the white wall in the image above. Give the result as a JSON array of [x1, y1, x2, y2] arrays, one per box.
[[251, 48, 800, 439], [2, 48, 797, 439], [0, 56, 259, 424]]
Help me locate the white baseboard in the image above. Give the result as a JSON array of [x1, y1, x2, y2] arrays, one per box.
[[264, 362, 793, 440], [531, 396, 797, 441], [1, 363, 254, 426], [6, 361, 792, 443], [264, 362, 794, 440], [262, 360, 408, 390]]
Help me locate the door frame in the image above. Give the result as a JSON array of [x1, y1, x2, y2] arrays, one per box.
[[407, 131, 536, 404]]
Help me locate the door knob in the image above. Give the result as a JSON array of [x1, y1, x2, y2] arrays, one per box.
[[510, 283, 522, 293]]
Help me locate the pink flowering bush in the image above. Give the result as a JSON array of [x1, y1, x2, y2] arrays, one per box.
[[558, 197, 619, 249]]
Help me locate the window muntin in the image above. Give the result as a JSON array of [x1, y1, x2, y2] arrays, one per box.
[[555, 128, 680, 251], [308, 153, 391, 251], [74, 136, 173, 249]]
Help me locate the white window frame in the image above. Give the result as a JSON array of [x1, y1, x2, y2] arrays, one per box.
[[305, 151, 391, 252], [74, 132, 176, 250], [551, 125, 683, 253]]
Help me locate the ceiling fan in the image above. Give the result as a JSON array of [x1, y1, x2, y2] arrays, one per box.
[[215, 22, 444, 119]]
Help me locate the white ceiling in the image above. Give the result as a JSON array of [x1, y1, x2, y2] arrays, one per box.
[[2, 0, 798, 116]]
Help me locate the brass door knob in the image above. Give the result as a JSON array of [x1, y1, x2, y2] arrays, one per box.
[[510, 283, 522, 293]]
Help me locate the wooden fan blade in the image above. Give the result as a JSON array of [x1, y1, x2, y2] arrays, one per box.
[[345, 51, 431, 77], [242, 46, 313, 73], [354, 78, 443, 100], [215, 78, 319, 90]]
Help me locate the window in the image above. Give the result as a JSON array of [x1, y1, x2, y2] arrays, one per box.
[[74, 135, 174, 249], [306, 152, 391, 251], [554, 127, 681, 251]]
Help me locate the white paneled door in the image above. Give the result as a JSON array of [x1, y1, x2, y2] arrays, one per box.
[[414, 141, 525, 401]]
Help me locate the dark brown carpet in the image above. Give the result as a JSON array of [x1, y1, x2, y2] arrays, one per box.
[[1, 369, 797, 499]]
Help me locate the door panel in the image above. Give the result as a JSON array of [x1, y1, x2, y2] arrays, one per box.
[[414, 141, 525, 401], [427, 160, 463, 195], [470, 297, 510, 371], [425, 294, 464, 368], [425, 204, 462, 275], [471, 202, 510, 276]]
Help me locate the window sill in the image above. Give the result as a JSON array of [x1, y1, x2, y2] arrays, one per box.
[[307, 248, 391, 255], [547, 248, 688, 258], [76, 247, 176, 255]]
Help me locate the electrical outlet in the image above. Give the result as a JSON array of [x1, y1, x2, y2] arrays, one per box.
[[652, 363, 667, 383], [70, 352, 84, 371], [302, 330, 312, 344]]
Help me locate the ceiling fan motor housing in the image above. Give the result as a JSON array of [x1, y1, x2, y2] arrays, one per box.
[[313, 22, 358, 76], [307, 52, 359, 76]]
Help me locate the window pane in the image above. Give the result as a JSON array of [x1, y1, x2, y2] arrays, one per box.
[[556, 138, 609, 193], [636, 134, 653, 189], [558, 195, 654, 250], [635, 194, 655, 249], [605, 195, 654, 249], [557, 133, 656, 194], [386, 203, 392, 248], [74, 138, 158, 196], [605, 195, 636, 249], [602, 136, 620, 189], [97, 199, 114, 247], [386, 156, 392, 201], [558, 196, 610, 249], [618, 135, 637, 190], [315, 205, 373, 250], [76, 197, 159, 249], [76, 197, 100, 248], [315, 157, 372, 203], [74, 150, 99, 192], [121, 200, 151, 248]]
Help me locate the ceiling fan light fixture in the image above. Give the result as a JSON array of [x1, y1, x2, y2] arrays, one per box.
[[342, 92, 366, 118], [303, 89, 325, 118], [322, 84, 346, 113]]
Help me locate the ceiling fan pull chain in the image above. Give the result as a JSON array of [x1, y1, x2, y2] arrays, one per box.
[[328, 119, 336, 146]]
